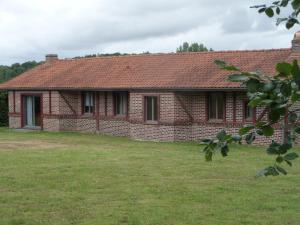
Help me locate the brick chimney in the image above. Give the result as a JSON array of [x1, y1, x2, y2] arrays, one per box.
[[45, 54, 58, 62], [292, 31, 300, 53]]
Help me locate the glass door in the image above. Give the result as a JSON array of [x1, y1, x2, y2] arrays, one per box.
[[23, 96, 41, 128]]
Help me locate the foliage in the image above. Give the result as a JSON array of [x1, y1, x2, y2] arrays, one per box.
[[202, 60, 300, 177], [0, 61, 40, 126], [0, 92, 8, 126], [73, 52, 151, 59], [176, 42, 213, 53], [202, 0, 300, 177], [251, 0, 300, 29]]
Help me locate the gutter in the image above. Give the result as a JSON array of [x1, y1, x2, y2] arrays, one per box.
[[0, 87, 246, 92]]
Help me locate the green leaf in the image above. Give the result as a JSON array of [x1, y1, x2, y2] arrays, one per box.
[[215, 60, 240, 71], [224, 65, 240, 71], [291, 60, 300, 81], [281, 0, 289, 7], [263, 83, 275, 92], [246, 79, 261, 93], [258, 7, 266, 13], [262, 125, 274, 136], [286, 18, 299, 29], [267, 142, 280, 155], [232, 135, 242, 142], [216, 130, 227, 141], [276, 155, 284, 163], [265, 7, 274, 17], [257, 166, 279, 177], [256, 129, 264, 135], [228, 74, 248, 82], [248, 97, 263, 108], [256, 121, 268, 128], [245, 132, 255, 144], [295, 127, 300, 134], [291, 92, 300, 102], [292, 0, 300, 10], [273, 106, 286, 115], [281, 83, 292, 97], [288, 112, 297, 123], [284, 152, 299, 161], [279, 143, 292, 154], [268, 110, 281, 123], [215, 60, 226, 68], [220, 145, 229, 157], [276, 62, 292, 75], [239, 125, 255, 135], [284, 159, 292, 167], [205, 150, 213, 162], [201, 139, 212, 144], [275, 165, 287, 175]]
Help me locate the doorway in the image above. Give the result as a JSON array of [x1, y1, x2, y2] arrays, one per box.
[[22, 95, 42, 128]]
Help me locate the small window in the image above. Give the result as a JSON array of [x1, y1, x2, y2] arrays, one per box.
[[114, 92, 128, 116], [244, 102, 254, 121], [83, 92, 94, 114], [208, 94, 224, 120], [145, 96, 158, 122]]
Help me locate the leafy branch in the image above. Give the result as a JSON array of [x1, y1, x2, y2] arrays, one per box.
[[251, 0, 300, 29], [202, 60, 300, 177]]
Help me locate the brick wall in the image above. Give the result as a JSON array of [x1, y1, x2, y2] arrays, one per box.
[[173, 92, 283, 144], [8, 90, 284, 144]]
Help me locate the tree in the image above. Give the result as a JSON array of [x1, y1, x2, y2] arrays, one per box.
[[202, 0, 300, 177], [176, 42, 213, 52], [0, 61, 41, 126]]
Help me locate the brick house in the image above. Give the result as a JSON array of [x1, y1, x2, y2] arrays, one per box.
[[1, 33, 300, 143]]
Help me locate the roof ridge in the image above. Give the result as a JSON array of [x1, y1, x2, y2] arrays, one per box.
[[60, 48, 292, 62]]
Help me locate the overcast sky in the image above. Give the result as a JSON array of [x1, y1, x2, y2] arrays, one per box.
[[0, 0, 298, 65]]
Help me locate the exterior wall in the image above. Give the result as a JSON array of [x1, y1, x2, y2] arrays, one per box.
[[129, 91, 176, 141], [172, 92, 283, 145], [8, 90, 51, 129], [8, 90, 284, 145]]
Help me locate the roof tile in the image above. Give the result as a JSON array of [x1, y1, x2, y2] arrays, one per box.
[[0, 49, 294, 90]]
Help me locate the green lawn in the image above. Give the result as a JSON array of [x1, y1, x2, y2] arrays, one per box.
[[0, 128, 299, 225]]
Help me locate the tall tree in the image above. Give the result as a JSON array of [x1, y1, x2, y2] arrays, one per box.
[[176, 42, 212, 52], [202, 0, 300, 177]]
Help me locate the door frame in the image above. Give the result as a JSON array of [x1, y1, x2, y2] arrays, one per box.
[[21, 93, 43, 129]]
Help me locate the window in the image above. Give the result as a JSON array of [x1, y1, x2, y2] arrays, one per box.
[[208, 94, 224, 120], [244, 102, 254, 121], [83, 92, 94, 114], [114, 92, 128, 116], [145, 96, 158, 122]]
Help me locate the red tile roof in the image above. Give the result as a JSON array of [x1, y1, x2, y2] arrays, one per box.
[[0, 49, 294, 90]]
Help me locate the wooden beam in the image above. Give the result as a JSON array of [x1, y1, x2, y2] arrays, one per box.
[[105, 92, 108, 116], [60, 93, 77, 115], [13, 91, 16, 113], [175, 94, 193, 123], [49, 91, 52, 114], [233, 92, 236, 123]]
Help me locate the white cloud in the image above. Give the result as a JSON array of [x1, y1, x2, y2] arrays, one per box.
[[0, 0, 298, 65]]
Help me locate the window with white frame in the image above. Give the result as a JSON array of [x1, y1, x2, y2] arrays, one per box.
[[83, 92, 94, 114], [208, 93, 224, 120], [114, 92, 128, 116], [145, 96, 158, 121]]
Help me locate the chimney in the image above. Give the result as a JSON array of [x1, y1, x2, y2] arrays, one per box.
[[292, 32, 300, 53], [45, 54, 58, 62]]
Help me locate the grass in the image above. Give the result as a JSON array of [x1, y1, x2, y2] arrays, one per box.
[[0, 128, 299, 225]]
